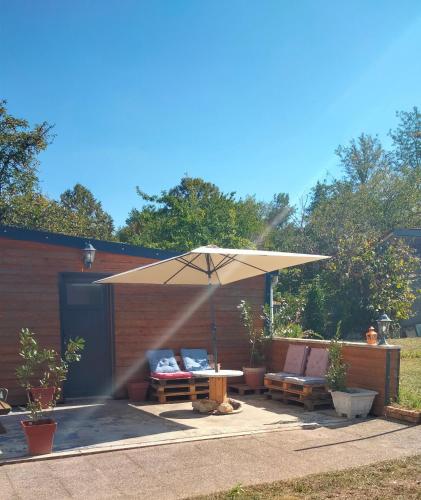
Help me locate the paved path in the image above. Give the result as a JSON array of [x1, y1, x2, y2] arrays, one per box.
[[0, 418, 420, 499]]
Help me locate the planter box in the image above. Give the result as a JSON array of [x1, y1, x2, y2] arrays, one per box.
[[385, 405, 421, 425], [21, 419, 57, 455], [331, 388, 378, 418], [29, 387, 56, 409], [127, 381, 149, 402], [243, 367, 266, 389]]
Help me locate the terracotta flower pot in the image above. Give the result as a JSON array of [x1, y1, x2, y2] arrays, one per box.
[[21, 419, 57, 455], [243, 367, 266, 389], [127, 381, 149, 402], [29, 387, 55, 409]]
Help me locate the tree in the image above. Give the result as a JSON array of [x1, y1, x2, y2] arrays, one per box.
[[3, 186, 115, 240], [2, 192, 79, 234], [323, 234, 418, 336], [0, 100, 53, 221], [272, 107, 421, 337], [261, 192, 304, 252], [390, 106, 421, 170], [119, 176, 265, 250], [302, 278, 327, 335], [263, 192, 293, 227], [335, 133, 391, 185], [306, 181, 335, 215], [60, 183, 114, 240]]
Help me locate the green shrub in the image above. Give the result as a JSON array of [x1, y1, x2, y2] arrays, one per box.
[[326, 322, 347, 392], [16, 328, 85, 419], [302, 277, 327, 336], [237, 300, 268, 367]]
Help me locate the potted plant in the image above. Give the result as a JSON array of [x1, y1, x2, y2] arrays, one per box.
[[238, 300, 268, 388], [16, 328, 85, 455], [16, 328, 85, 408], [326, 324, 378, 418], [127, 380, 149, 402], [20, 398, 58, 455]]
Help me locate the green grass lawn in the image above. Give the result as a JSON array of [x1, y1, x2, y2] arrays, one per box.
[[390, 337, 421, 410], [193, 455, 421, 499]]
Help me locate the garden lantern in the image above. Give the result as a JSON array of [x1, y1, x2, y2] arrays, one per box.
[[376, 314, 392, 345], [82, 243, 96, 269], [365, 326, 378, 345]]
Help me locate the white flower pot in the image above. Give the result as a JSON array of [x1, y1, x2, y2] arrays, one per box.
[[330, 388, 378, 418]]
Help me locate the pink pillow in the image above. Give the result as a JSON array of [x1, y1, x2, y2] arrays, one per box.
[[305, 348, 328, 377], [151, 371, 192, 379], [283, 345, 309, 375]]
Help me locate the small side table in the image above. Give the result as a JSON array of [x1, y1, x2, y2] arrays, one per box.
[[192, 369, 243, 404]]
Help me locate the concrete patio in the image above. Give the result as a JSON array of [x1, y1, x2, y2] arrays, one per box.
[[1, 395, 354, 463], [0, 416, 420, 499]]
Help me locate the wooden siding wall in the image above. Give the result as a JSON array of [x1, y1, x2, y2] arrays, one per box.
[[268, 338, 401, 416], [0, 237, 264, 404], [113, 280, 263, 398]]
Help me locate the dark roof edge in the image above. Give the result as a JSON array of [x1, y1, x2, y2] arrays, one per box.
[[381, 228, 421, 243], [391, 228, 421, 238], [0, 225, 180, 260]]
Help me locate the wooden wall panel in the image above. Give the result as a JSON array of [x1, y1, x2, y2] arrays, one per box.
[[112, 278, 264, 397], [0, 237, 264, 404], [268, 338, 401, 416]]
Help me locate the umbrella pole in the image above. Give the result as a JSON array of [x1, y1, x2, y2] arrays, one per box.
[[208, 280, 219, 373]]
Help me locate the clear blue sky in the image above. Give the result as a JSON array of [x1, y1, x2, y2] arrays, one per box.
[[1, 1, 420, 227]]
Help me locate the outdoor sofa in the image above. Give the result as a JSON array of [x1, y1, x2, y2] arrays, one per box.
[[264, 344, 332, 410], [146, 348, 214, 403]]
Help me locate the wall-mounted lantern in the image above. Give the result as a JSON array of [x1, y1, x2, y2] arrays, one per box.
[[376, 313, 392, 345], [83, 243, 96, 269]]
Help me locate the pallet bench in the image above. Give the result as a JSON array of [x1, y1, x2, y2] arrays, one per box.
[[149, 353, 218, 403], [0, 400, 11, 415], [264, 376, 332, 411], [150, 376, 210, 403], [229, 383, 268, 396]]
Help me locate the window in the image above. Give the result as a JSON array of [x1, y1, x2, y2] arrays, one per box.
[[66, 283, 103, 306]]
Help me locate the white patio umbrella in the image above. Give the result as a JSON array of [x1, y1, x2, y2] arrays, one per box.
[[96, 246, 329, 371]]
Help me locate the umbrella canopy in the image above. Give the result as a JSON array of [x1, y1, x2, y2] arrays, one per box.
[[96, 246, 330, 372], [96, 246, 330, 286]]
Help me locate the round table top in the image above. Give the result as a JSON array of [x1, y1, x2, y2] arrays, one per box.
[[192, 369, 243, 378]]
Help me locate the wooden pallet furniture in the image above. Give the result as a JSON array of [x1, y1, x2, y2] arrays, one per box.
[[149, 353, 216, 403], [0, 399, 11, 415], [150, 376, 210, 403], [229, 383, 268, 396], [264, 376, 332, 411], [0, 388, 10, 415]]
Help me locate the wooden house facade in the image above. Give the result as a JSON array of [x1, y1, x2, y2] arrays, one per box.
[[0, 225, 267, 405]]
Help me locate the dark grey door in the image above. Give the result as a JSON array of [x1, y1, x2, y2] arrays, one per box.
[[59, 273, 113, 398]]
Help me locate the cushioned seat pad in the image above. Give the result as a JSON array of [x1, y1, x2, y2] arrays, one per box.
[[282, 375, 326, 385], [265, 372, 296, 381], [151, 371, 192, 379]]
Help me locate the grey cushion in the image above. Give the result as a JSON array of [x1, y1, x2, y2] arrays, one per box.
[[265, 372, 296, 381], [282, 375, 326, 385]]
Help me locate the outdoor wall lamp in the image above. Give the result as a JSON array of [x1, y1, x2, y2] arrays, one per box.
[[376, 313, 392, 345], [82, 243, 96, 269]]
